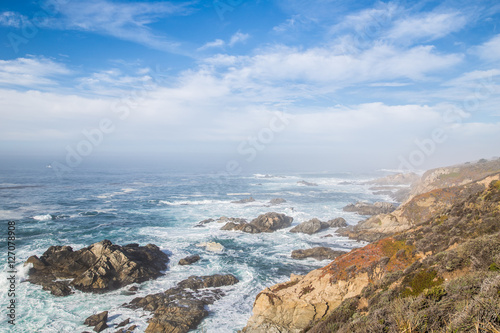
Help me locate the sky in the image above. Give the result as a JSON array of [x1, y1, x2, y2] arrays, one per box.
[[0, 0, 499, 174]]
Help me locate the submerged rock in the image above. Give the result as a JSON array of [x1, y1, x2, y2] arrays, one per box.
[[216, 216, 247, 224], [25, 240, 169, 296], [128, 274, 239, 333], [291, 247, 346, 260]]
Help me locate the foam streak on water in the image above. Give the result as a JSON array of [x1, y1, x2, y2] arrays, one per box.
[[0, 169, 386, 332]]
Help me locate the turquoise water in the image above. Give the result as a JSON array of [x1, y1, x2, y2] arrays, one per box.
[[0, 168, 386, 332]]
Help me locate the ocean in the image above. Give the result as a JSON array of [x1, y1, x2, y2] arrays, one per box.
[[0, 167, 390, 332]]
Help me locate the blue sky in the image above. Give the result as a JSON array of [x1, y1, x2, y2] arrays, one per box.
[[0, 0, 499, 172]]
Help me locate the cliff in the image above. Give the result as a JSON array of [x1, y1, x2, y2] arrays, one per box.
[[243, 164, 500, 332]]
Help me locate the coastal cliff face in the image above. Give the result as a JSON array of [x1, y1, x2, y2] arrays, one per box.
[[338, 171, 500, 242], [243, 163, 500, 333]]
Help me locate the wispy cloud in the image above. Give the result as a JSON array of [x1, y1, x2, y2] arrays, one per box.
[[0, 11, 27, 28], [198, 31, 250, 51], [39, 0, 195, 54], [473, 34, 500, 62], [386, 11, 468, 42], [0, 57, 72, 88]]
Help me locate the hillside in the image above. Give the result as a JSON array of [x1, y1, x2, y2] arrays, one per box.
[[242, 174, 500, 332]]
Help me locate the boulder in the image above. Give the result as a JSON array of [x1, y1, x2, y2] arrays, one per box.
[[289, 218, 329, 235], [195, 242, 224, 253], [249, 212, 293, 232], [25, 240, 169, 295], [326, 217, 348, 228], [291, 247, 346, 260], [179, 255, 201, 266], [128, 274, 239, 333], [342, 201, 396, 215], [231, 197, 255, 204], [194, 218, 214, 227], [221, 212, 293, 234], [84, 311, 108, 332]]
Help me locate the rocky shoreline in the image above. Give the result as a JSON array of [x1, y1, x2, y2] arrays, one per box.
[[242, 159, 500, 332]]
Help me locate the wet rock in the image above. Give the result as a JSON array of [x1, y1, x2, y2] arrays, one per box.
[[291, 247, 346, 260], [194, 218, 214, 227], [128, 274, 239, 333], [221, 212, 293, 234], [290, 218, 329, 235], [231, 197, 255, 204], [25, 240, 169, 295], [269, 198, 287, 205], [84, 311, 108, 332], [116, 318, 130, 328], [249, 212, 293, 232], [216, 216, 247, 224], [297, 180, 318, 186], [195, 242, 224, 253], [326, 217, 348, 228], [179, 255, 201, 266]]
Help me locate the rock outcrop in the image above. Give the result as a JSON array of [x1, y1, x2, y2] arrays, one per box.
[[231, 197, 256, 204], [291, 247, 346, 260], [269, 198, 287, 205], [290, 218, 329, 235], [338, 173, 500, 242], [343, 201, 396, 215], [84, 311, 108, 332], [128, 274, 239, 333], [326, 217, 347, 228], [297, 180, 318, 186], [195, 242, 224, 253], [179, 255, 201, 266], [221, 212, 293, 234], [25, 240, 169, 296]]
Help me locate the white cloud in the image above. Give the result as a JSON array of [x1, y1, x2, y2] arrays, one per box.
[[0, 11, 26, 28], [473, 34, 500, 62], [386, 11, 467, 42], [198, 39, 225, 51], [0, 57, 72, 88], [198, 32, 250, 51], [229, 31, 249, 46]]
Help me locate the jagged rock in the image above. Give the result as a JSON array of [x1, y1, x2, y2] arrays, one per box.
[[179, 255, 201, 266], [221, 212, 293, 234], [297, 180, 318, 186], [269, 198, 287, 205], [231, 197, 255, 204], [194, 218, 214, 227], [84, 311, 108, 332], [116, 318, 130, 328], [291, 247, 346, 260], [326, 217, 348, 228], [221, 222, 262, 233], [195, 242, 224, 252], [25, 240, 169, 295], [249, 212, 293, 232], [128, 274, 238, 333], [290, 218, 329, 235], [343, 201, 396, 215]]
